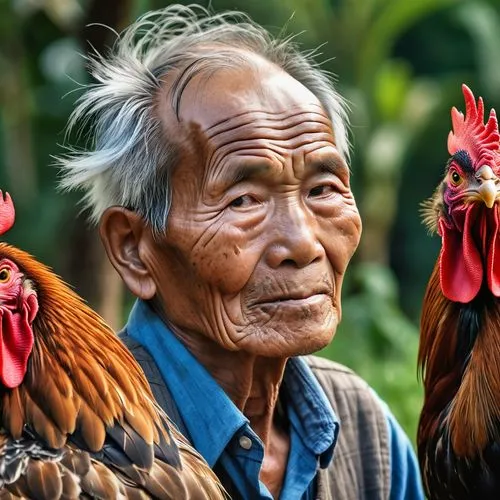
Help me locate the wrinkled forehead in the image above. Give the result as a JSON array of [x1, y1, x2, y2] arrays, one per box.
[[197, 106, 336, 183], [179, 61, 326, 122], [158, 53, 335, 156]]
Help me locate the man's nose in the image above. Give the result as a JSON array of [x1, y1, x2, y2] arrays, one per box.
[[264, 202, 324, 269]]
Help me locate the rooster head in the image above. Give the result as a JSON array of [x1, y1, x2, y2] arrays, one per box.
[[0, 191, 38, 388], [423, 84, 500, 303]]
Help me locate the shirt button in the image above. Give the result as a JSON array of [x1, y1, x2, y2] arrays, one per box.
[[239, 436, 253, 450]]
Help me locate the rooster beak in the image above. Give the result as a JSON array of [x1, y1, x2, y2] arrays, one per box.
[[476, 166, 498, 209], [478, 180, 497, 208]]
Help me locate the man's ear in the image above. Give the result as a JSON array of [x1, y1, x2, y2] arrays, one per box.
[[99, 207, 157, 300]]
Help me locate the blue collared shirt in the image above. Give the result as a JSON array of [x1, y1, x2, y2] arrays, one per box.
[[127, 300, 423, 499]]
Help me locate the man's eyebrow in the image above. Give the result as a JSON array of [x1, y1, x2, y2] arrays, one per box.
[[219, 163, 271, 187], [307, 156, 346, 175]]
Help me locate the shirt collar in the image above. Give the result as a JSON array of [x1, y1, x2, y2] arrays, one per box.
[[126, 299, 339, 469], [283, 357, 339, 468]]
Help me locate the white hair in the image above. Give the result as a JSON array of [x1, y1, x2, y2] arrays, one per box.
[[57, 4, 350, 235]]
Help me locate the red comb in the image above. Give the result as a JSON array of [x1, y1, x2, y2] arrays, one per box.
[[0, 191, 15, 235], [448, 84, 500, 168]]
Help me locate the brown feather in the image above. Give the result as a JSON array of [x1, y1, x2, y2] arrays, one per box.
[[124, 405, 154, 445], [107, 360, 141, 406], [5, 477, 27, 499], [144, 461, 190, 499], [2, 390, 25, 440], [72, 355, 112, 407], [80, 460, 124, 498], [121, 486, 151, 500], [59, 467, 81, 500], [60, 448, 91, 477], [25, 461, 63, 500], [25, 349, 78, 435], [22, 389, 67, 449], [418, 263, 461, 396], [448, 304, 500, 455], [418, 263, 462, 472], [76, 402, 107, 452]]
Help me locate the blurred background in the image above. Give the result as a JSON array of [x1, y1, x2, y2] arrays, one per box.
[[1, 0, 497, 445]]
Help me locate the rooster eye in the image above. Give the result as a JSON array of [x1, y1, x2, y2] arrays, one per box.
[[0, 269, 10, 283], [450, 170, 462, 186]]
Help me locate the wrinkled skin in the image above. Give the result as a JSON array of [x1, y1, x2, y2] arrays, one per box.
[[101, 52, 361, 497]]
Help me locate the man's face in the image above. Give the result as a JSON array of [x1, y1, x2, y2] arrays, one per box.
[[148, 57, 362, 357]]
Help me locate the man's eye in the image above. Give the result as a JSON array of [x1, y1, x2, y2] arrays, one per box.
[[309, 185, 334, 197], [228, 195, 258, 209]]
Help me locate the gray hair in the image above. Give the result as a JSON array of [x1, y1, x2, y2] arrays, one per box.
[[57, 4, 350, 235]]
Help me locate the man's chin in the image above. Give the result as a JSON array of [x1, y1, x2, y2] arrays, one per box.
[[234, 322, 338, 358], [290, 329, 337, 357]]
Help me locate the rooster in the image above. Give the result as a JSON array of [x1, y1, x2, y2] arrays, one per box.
[[419, 84, 500, 499], [0, 192, 225, 499]]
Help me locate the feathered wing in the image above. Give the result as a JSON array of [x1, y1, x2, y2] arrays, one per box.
[[0, 243, 226, 499], [0, 433, 125, 499]]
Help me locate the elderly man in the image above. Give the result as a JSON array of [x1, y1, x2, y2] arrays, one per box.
[[59, 5, 423, 499]]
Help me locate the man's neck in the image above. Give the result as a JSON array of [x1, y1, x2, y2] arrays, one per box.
[[169, 322, 287, 442], [166, 321, 291, 498], [152, 291, 292, 498]]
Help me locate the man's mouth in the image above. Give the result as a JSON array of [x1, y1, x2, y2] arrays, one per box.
[[264, 294, 330, 307], [249, 289, 332, 308]]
